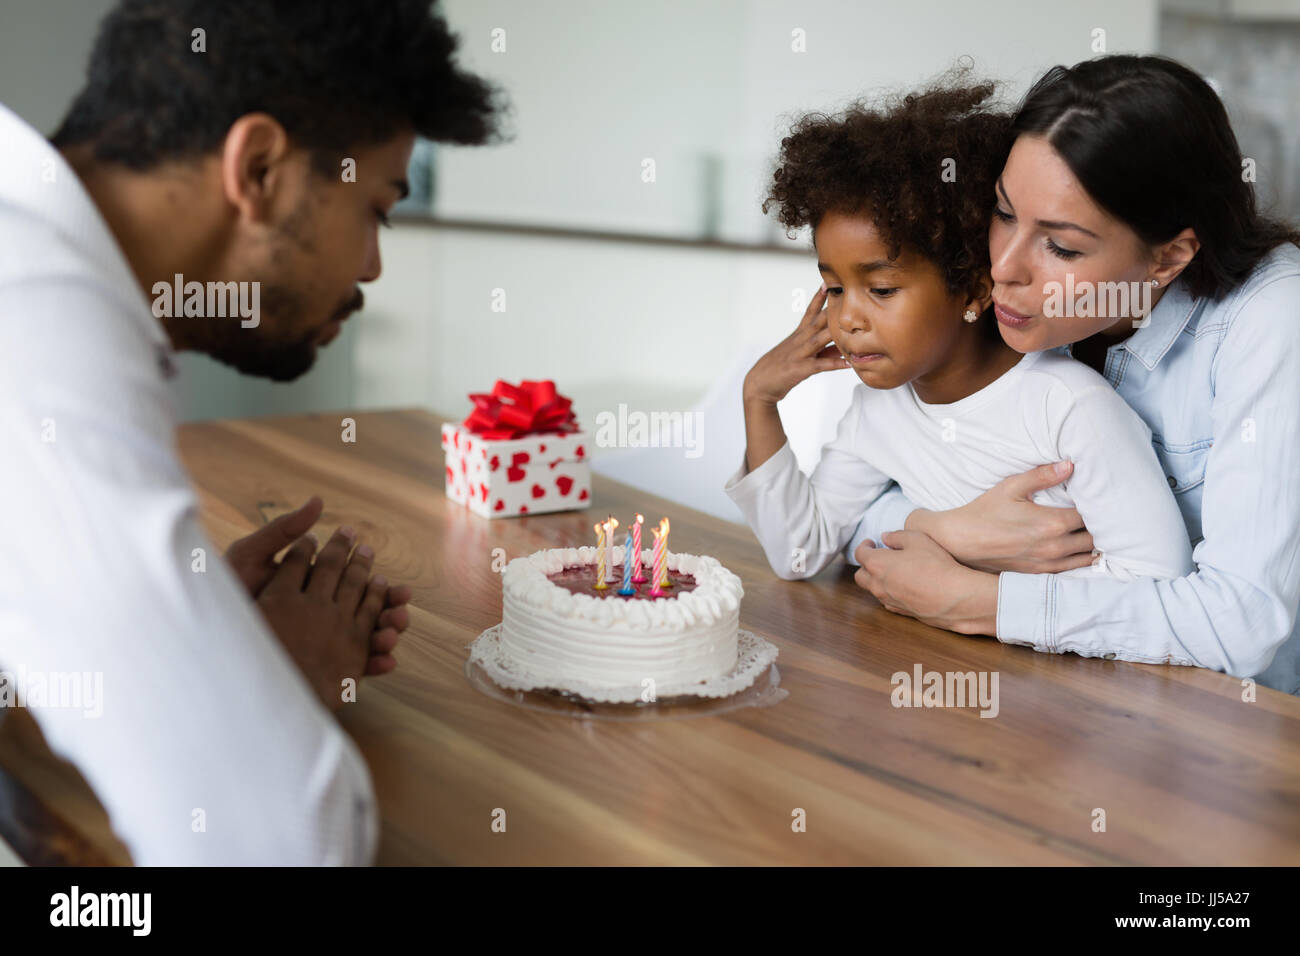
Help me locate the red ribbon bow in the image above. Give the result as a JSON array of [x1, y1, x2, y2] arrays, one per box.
[[462, 379, 579, 441]]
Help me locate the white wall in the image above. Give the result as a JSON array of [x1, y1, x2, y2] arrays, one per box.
[[357, 0, 1157, 519], [367, 0, 1157, 422], [1, 0, 1160, 510], [0, 0, 115, 134], [432, 0, 1159, 242]]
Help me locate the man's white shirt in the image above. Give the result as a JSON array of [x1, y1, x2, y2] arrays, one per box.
[[0, 103, 378, 864]]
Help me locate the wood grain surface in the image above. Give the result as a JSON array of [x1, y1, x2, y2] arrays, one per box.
[[2, 408, 1297, 865]]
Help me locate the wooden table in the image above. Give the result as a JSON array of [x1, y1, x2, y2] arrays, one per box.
[[2, 408, 1299, 865]]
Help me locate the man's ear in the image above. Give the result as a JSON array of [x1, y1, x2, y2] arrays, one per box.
[[219, 112, 293, 224]]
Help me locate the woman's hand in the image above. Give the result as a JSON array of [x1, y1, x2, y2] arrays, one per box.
[[907, 461, 1097, 574], [742, 284, 848, 406], [853, 532, 999, 635]]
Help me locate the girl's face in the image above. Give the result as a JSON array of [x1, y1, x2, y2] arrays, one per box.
[[815, 209, 984, 391], [989, 134, 1158, 352]]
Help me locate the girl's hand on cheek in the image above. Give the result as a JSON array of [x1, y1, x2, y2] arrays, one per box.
[[853, 531, 999, 636], [743, 284, 849, 406]]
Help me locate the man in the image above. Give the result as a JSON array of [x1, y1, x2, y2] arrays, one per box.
[[0, 1, 501, 863]]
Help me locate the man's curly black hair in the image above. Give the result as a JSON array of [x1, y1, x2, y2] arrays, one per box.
[[764, 75, 1013, 310], [50, 0, 505, 173]]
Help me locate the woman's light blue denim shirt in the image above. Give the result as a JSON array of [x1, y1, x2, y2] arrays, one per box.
[[847, 242, 1300, 695]]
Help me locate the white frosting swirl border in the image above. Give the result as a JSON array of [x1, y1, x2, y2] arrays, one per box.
[[501, 547, 743, 632]]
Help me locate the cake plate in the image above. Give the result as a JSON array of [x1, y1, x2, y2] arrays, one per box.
[[465, 625, 785, 721]]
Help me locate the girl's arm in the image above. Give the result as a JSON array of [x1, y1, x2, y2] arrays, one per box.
[[729, 284, 891, 579], [842, 482, 921, 561], [740, 284, 845, 472], [1049, 383, 1194, 581], [727, 386, 896, 580]]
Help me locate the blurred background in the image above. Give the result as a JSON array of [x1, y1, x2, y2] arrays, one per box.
[[3, 0, 1299, 521]]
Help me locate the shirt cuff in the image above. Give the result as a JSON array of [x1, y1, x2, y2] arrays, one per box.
[[843, 490, 920, 566], [995, 571, 1055, 652], [723, 441, 797, 502]]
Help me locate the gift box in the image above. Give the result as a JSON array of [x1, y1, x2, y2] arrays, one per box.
[[441, 379, 592, 519]]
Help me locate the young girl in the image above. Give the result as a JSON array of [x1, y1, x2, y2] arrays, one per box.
[[726, 80, 1193, 585]]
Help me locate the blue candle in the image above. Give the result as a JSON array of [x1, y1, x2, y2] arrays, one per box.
[[618, 532, 636, 595]]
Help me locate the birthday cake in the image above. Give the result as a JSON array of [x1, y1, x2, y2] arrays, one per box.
[[498, 545, 745, 693]]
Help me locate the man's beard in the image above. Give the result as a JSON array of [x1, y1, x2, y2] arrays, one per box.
[[220, 335, 318, 382], [194, 193, 362, 382], [199, 285, 361, 382]]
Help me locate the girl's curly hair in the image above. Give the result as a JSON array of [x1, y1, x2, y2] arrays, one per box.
[[764, 73, 1013, 303]]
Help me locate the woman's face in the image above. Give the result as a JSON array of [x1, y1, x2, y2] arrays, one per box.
[[989, 134, 1157, 352]]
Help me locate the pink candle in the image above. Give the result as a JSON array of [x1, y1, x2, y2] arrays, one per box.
[[631, 514, 646, 583]]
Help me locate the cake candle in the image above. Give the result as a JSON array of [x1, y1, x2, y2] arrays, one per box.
[[593, 521, 608, 590], [604, 516, 619, 583], [631, 513, 646, 583], [658, 516, 673, 588], [650, 517, 669, 597], [618, 532, 636, 596]]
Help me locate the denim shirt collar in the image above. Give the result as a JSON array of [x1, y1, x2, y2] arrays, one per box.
[[1117, 274, 1200, 371], [1049, 275, 1200, 369]]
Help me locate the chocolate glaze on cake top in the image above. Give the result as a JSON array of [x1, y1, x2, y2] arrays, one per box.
[[548, 563, 697, 600]]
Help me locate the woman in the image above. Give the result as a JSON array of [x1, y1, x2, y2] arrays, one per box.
[[848, 54, 1300, 695]]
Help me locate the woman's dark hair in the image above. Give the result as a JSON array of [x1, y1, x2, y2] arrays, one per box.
[[1013, 54, 1300, 301], [763, 72, 1013, 332], [50, 0, 506, 174]]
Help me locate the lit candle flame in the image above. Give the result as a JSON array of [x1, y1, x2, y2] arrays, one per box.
[[650, 516, 671, 595], [631, 514, 646, 583], [603, 516, 619, 582]]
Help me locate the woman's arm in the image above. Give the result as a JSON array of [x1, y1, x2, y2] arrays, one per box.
[[845, 461, 1098, 574], [1000, 274, 1300, 678]]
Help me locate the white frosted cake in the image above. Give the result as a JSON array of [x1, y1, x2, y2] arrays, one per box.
[[499, 546, 744, 691]]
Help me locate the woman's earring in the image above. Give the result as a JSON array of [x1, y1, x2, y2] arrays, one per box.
[[963, 309, 978, 323], [1151, 279, 1160, 288]]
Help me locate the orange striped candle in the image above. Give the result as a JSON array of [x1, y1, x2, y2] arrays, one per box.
[[658, 516, 672, 588], [593, 521, 607, 590], [650, 517, 670, 597], [603, 516, 619, 584]]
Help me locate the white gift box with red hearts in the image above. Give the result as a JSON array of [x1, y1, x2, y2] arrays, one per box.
[[440, 423, 592, 518]]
